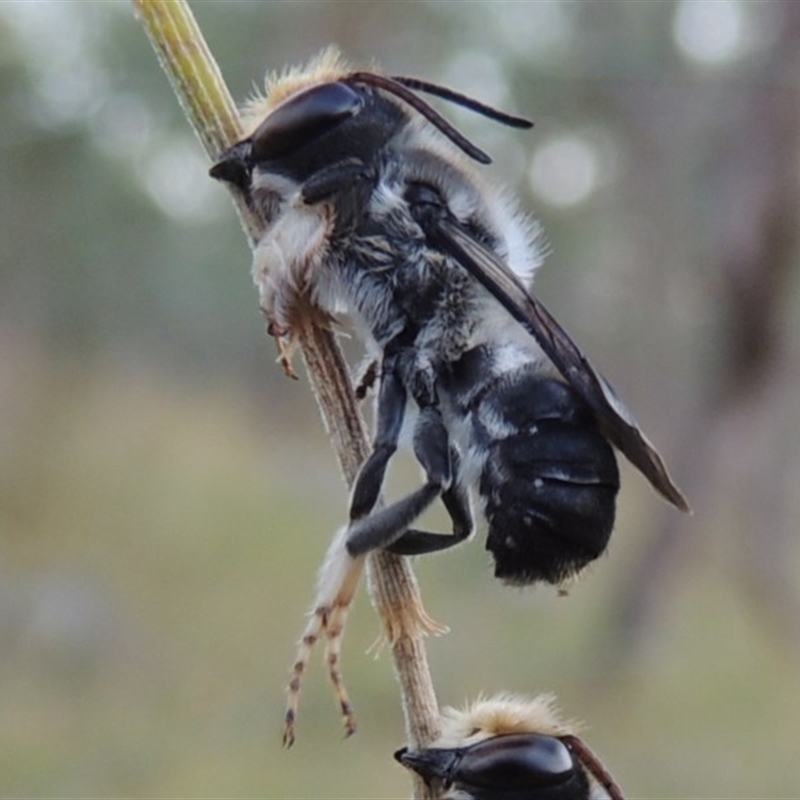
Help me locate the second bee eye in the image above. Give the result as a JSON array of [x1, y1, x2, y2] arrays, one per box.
[[251, 82, 363, 162], [458, 734, 575, 790]]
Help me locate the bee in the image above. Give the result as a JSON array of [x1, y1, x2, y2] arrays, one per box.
[[209, 48, 689, 745], [395, 694, 624, 800]]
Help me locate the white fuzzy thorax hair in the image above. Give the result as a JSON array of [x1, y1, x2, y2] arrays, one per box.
[[239, 46, 546, 293]]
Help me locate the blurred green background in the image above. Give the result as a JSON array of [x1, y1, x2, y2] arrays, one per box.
[[1, 1, 799, 797]]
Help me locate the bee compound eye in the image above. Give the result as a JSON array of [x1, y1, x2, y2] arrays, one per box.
[[251, 82, 363, 162], [456, 734, 576, 790]]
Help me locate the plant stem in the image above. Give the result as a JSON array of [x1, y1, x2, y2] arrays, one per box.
[[132, 1, 441, 795]]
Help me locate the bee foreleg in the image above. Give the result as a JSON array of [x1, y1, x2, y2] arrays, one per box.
[[301, 159, 376, 233], [300, 159, 374, 205]]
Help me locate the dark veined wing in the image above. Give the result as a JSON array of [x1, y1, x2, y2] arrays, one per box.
[[424, 215, 690, 513]]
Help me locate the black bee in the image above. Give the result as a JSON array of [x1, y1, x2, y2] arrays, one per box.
[[395, 695, 624, 800], [209, 48, 688, 744]]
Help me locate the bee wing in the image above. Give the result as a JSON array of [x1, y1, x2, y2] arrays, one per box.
[[430, 217, 690, 512]]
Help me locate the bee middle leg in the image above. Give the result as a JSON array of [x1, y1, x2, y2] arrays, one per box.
[[345, 401, 452, 556], [347, 350, 473, 556], [347, 357, 408, 525], [385, 459, 473, 556]]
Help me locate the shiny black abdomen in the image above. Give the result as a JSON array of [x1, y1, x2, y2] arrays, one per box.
[[473, 370, 620, 585]]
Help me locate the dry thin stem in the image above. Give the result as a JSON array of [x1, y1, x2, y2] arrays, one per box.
[[132, 1, 441, 795]]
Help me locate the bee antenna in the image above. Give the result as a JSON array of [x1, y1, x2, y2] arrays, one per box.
[[391, 76, 534, 131], [560, 735, 626, 800], [347, 71, 494, 164]]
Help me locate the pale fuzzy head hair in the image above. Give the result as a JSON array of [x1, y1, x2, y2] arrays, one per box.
[[435, 693, 582, 749], [240, 46, 355, 136]]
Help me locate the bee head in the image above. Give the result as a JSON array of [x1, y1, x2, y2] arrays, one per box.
[[210, 51, 533, 189], [395, 733, 589, 800], [209, 79, 403, 188]]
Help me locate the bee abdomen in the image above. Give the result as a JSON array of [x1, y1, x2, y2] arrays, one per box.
[[477, 377, 620, 586]]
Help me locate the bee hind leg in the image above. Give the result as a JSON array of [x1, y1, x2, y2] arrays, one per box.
[[284, 525, 365, 747]]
